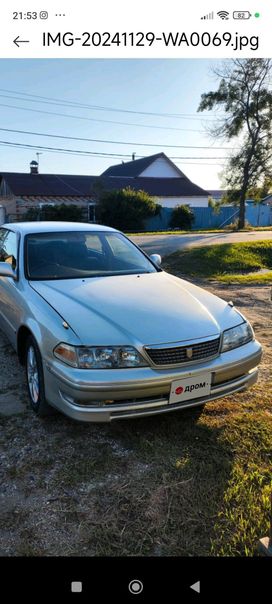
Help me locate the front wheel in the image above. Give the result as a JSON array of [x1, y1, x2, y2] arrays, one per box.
[[25, 335, 53, 416]]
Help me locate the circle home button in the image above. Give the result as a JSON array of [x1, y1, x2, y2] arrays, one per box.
[[128, 579, 144, 595]]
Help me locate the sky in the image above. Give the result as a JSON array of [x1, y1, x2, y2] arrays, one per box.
[[0, 59, 231, 189]]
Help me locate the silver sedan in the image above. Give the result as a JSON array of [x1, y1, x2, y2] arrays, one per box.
[[0, 222, 262, 422]]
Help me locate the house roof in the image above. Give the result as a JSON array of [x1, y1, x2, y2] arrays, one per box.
[[0, 172, 208, 198], [100, 176, 208, 197], [208, 189, 227, 198], [0, 172, 97, 196], [101, 152, 186, 178], [0, 153, 208, 198], [20, 196, 93, 204]]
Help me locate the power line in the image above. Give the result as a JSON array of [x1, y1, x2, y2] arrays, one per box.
[[0, 88, 220, 121], [0, 99, 208, 133], [0, 102, 212, 134], [0, 143, 224, 166], [0, 126, 233, 151], [175, 162, 225, 166], [0, 140, 132, 158], [0, 98, 204, 133], [0, 139, 228, 161]]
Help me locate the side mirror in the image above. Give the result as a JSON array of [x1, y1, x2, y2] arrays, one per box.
[[149, 254, 162, 267], [0, 262, 17, 279]]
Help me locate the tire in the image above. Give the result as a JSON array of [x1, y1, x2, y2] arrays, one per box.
[[25, 335, 53, 416]]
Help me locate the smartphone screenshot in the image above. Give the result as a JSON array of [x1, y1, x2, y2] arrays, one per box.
[[0, 1, 271, 601]]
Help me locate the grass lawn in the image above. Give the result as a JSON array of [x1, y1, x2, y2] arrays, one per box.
[[1, 386, 271, 557], [163, 240, 272, 284], [128, 229, 225, 235]]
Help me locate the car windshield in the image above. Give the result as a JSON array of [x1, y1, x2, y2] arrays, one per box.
[[25, 231, 158, 280]]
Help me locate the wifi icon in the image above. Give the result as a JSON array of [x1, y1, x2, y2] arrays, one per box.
[[217, 11, 230, 20]]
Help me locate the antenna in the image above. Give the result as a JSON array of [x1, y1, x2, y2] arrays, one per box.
[[36, 152, 42, 169]]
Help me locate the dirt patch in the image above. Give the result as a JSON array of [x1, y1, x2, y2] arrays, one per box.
[[0, 282, 271, 557], [206, 282, 272, 381]]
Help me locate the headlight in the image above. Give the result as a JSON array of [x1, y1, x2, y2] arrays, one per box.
[[53, 343, 147, 369], [221, 322, 254, 353]]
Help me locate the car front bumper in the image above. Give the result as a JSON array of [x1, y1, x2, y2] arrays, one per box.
[[43, 340, 262, 422]]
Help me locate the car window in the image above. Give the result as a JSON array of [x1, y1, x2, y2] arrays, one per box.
[[25, 231, 157, 280], [0, 228, 18, 270]]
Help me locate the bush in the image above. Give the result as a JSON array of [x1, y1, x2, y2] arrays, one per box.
[[24, 204, 84, 222], [208, 196, 223, 215], [169, 205, 194, 230], [96, 187, 160, 231]]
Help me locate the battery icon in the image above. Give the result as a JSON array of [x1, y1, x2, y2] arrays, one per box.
[[233, 11, 252, 19]]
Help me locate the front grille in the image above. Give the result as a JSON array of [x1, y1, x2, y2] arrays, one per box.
[[145, 337, 220, 366]]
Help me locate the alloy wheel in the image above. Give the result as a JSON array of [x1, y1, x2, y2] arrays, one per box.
[[27, 345, 40, 404]]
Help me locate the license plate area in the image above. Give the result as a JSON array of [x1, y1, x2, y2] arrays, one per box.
[[169, 372, 211, 404]]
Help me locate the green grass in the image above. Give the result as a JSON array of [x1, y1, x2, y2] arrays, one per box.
[[2, 384, 271, 556], [163, 240, 272, 284], [218, 272, 272, 284], [127, 229, 226, 236], [209, 403, 272, 556]]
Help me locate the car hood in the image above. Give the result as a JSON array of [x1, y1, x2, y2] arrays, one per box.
[[30, 272, 242, 347]]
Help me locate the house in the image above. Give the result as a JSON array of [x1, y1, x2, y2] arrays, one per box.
[[100, 153, 209, 208], [262, 194, 272, 205], [207, 189, 227, 202], [0, 153, 209, 224], [0, 161, 99, 223]]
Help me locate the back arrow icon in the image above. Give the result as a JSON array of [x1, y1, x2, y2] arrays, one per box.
[[13, 36, 30, 47], [190, 581, 200, 594]]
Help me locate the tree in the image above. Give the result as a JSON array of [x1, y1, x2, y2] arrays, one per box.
[[208, 196, 224, 215], [247, 178, 272, 203], [96, 187, 160, 231], [198, 59, 272, 228], [169, 204, 194, 229]]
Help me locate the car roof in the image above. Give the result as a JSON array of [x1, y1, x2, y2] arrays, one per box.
[[2, 221, 118, 235]]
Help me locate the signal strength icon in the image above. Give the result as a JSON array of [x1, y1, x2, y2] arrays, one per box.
[[201, 12, 214, 20], [217, 11, 230, 20]]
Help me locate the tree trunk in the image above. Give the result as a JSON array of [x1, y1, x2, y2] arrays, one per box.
[[238, 158, 251, 229], [238, 190, 246, 229]]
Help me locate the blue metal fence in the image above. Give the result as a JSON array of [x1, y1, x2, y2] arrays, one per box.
[[144, 204, 272, 231], [192, 207, 238, 229], [245, 204, 272, 227]]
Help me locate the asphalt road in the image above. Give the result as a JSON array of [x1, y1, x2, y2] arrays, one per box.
[[130, 231, 272, 256]]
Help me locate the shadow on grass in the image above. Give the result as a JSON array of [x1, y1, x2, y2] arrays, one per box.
[[1, 403, 235, 556], [30, 406, 235, 557]]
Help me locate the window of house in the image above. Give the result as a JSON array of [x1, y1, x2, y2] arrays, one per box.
[[88, 203, 96, 223]]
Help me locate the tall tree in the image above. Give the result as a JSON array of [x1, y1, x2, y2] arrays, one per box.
[[198, 59, 272, 228]]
